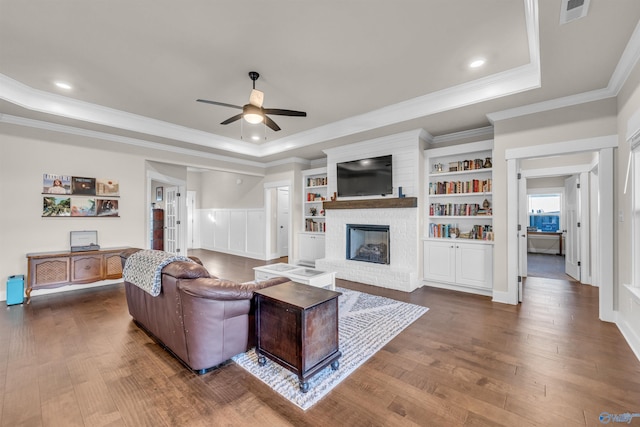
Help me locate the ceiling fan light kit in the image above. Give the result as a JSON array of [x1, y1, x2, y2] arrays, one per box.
[[196, 71, 306, 133], [243, 104, 264, 124]]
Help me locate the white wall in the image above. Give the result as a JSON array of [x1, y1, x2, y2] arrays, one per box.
[[616, 56, 640, 359], [0, 123, 267, 301], [199, 169, 265, 209], [0, 133, 147, 300], [493, 98, 618, 293]]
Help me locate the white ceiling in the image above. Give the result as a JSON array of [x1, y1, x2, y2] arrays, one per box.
[[1, 0, 640, 164]]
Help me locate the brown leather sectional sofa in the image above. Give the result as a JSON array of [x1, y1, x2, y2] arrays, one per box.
[[119, 248, 289, 373]]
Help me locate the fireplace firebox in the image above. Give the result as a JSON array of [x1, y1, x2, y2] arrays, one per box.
[[346, 224, 390, 265]]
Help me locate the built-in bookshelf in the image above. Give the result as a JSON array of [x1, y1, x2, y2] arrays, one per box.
[[303, 170, 328, 233], [426, 141, 494, 241], [299, 167, 327, 266], [423, 140, 494, 295]]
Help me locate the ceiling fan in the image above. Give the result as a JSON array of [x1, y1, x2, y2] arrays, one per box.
[[196, 71, 306, 132]]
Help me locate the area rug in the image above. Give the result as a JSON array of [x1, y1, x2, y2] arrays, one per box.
[[232, 287, 429, 410]]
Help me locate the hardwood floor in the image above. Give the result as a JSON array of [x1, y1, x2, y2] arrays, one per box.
[[527, 253, 577, 282], [1, 250, 639, 426]]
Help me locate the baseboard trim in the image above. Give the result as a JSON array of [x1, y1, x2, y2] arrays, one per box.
[[616, 311, 640, 363]]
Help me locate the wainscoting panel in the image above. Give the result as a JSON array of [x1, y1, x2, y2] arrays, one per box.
[[198, 209, 266, 260]]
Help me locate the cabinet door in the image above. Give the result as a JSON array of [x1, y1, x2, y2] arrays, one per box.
[[423, 241, 455, 283], [104, 253, 123, 279], [71, 254, 103, 283], [455, 243, 493, 289], [31, 257, 70, 287], [299, 234, 325, 262]]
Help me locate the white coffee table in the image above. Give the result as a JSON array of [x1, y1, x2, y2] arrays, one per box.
[[253, 263, 336, 290]]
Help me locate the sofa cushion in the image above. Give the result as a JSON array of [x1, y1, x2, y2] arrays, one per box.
[[162, 261, 210, 280]]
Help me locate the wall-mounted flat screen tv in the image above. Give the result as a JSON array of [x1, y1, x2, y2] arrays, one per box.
[[336, 155, 393, 197]]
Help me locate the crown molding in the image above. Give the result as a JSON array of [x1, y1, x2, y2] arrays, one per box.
[[431, 126, 494, 144], [488, 14, 640, 124], [0, 113, 268, 169], [0, 1, 540, 160], [0, 74, 259, 156]]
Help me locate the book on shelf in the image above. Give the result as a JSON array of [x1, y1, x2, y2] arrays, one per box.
[[429, 178, 492, 195], [306, 177, 327, 187], [429, 223, 493, 240], [305, 219, 326, 233]]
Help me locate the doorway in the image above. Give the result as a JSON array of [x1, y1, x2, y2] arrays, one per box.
[[276, 187, 289, 258], [264, 181, 292, 261], [506, 137, 615, 322], [147, 169, 187, 256]]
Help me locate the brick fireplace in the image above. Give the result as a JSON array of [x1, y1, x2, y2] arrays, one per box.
[[316, 198, 420, 292]]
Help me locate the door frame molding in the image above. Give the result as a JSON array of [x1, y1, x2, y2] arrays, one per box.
[[264, 180, 292, 261], [146, 170, 187, 254], [506, 135, 617, 322]]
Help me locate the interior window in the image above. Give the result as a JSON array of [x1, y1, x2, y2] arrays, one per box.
[[528, 193, 562, 232]]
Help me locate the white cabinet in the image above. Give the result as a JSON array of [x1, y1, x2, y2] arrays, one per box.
[[298, 167, 328, 266], [298, 233, 325, 266], [423, 240, 493, 294]]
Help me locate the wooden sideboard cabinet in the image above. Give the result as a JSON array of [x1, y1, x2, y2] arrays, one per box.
[[26, 247, 128, 303]]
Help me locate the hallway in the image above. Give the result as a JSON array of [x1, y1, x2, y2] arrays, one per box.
[[527, 253, 578, 282]]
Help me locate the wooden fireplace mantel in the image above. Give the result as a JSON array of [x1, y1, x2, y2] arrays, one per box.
[[323, 197, 417, 210]]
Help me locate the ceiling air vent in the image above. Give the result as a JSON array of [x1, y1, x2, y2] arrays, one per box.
[[560, 0, 590, 24]]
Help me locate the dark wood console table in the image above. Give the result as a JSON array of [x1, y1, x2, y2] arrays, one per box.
[[254, 281, 342, 392], [25, 247, 128, 303]]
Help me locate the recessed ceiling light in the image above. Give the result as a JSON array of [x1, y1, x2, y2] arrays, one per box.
[[469, 58, 486, 69], [54, 81, 72, 90], [251, 135, 261, 141]]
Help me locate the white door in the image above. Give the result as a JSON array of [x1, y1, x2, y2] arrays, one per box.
[[518, 172, 527, 301], [564, 175, 580, 280], [186, 191, 197, 249], [277, 187, 289, 257], [165, 186, 179, 255]]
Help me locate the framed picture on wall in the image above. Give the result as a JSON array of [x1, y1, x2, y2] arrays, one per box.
[[72, 177, 96, 195], [42, 197, 71, 216], [43, 174, 71, 195], [156, 186, 163, 202], [96, 199, 119, 217], [70, 197, 96, 216], [96, 178, 119, 196]]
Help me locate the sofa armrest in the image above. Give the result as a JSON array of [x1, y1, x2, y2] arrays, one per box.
[[178, 276, 290, 300]]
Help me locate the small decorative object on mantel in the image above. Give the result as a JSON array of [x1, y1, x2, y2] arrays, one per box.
[[331, 192, 337, 201]]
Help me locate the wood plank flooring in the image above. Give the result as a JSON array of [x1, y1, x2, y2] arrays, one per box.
[[1, 249, 639, 426]]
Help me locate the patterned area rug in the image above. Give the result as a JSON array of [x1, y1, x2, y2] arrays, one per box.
[[232, 287, 429, 410]]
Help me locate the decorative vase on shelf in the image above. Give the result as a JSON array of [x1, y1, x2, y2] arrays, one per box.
[[484, 157, 492, 168]]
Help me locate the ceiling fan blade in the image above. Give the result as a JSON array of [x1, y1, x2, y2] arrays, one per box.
[[263, 108, 307, 117], [220, 113, 243, 125], [264, 115, 281, 131], [196, 99, 243, 110]]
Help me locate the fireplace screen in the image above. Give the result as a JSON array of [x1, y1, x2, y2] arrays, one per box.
[[346, 224, 390, 265]]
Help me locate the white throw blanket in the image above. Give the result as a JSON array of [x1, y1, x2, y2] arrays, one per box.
[[123, 250, 194, 296]]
